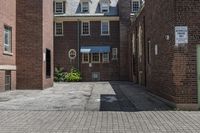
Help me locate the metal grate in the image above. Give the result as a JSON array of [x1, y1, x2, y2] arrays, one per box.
[[5, 71, 11, 91], [92, 72, 100, 81]]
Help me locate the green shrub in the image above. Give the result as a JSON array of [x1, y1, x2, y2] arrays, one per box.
[[65, 68, 82, 82], [54, 67, 67, 82]]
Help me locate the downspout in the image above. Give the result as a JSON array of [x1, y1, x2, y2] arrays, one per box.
[[77, 19, 80, 70]]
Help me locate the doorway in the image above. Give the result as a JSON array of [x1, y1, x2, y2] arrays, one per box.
[[5, 71, 11, 91]]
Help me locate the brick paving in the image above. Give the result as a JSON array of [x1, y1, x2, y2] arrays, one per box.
[[0, 110, 200, 133]]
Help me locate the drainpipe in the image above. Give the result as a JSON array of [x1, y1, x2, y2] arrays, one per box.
[[77, 19, 80, 70]]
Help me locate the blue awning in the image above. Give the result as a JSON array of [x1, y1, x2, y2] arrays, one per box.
[[80, 46, 110, 53]]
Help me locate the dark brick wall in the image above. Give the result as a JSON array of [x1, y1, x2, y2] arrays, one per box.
[[118, 0, 132, 80], [54, 21, 120, 81], [16, 0, 53, 89], [0, 0, 16, 91], [131, 0, 200, 106]]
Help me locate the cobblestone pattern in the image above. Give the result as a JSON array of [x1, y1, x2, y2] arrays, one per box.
[[0, 111, 200, 133]]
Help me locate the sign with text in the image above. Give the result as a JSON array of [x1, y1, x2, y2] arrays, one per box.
[[175, 26, 188, 45]]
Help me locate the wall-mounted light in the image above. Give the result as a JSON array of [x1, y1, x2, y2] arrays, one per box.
[[165, 35, 170, 40]]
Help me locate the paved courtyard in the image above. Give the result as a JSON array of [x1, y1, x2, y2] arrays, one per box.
[[0, 82, 200, 133], [0, 82, 171, 111]]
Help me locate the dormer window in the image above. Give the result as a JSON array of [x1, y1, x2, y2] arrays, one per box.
[[132, 0, 140, 13], [101, 3, 109, 13], [81, 2, 89, 13], [55, 2, 64, 14]]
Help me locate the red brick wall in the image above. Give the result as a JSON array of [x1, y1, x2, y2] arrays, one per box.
[[16, 0, 53, 89], [0, 0, 16, 91], [173, 0, 200, 104], [131, 0, 200, 105], [42, 0, 54, 88], [54, 21, 120, 81]]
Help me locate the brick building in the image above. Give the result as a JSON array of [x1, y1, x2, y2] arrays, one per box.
[[54, 0, 143, 81], [130, 0, 200, 110], [0, 0, 16, 92], [16, 0, 54, 89], [0, 0, 54, 92]]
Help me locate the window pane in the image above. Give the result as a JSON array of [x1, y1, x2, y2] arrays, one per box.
[[4, 26, 12, 53], [101, 22, 109, 35], [101, 3, 109, 13], [103, 53, 109, 63], [82, 2, 89, 13], [82, 22, 90, 35], [92, 53, 100, 62], [132, 1, 140, 12], [56, 23, 63, 35], [112, 48, 118, 60], [55, 2, 63, 13]]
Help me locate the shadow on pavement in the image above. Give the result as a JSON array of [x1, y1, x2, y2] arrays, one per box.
[[100, 82, 173, 112]]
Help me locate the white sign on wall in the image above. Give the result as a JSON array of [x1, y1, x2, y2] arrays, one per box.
[[175, 26, 188, 45]]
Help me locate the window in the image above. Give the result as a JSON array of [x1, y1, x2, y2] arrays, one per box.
[[101, 3, 109, 13], [81, 2, 89, 13], [4, 26, 12, 53], [102, 53, 109, 63], [101, 21, 110, 35], [81, 21, 90, 35], [68, 49, 77, 59], [82, 53, 89, 63], [132, 0, 140, 12], [46, 49, 51, 78], [55, 2, 64, 14], [112, 48, 118, 60], [92, 53, 100, 63], [55, 22, 63, 36]]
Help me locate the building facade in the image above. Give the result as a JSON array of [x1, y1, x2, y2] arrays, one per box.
[[54, 0, 142, 81], [0, 0, 54, 92], [130, 0, 200, 110], [16, 0, 54, 89], [0, 0, 16, 92]]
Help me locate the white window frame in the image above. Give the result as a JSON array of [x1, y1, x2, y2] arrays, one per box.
[[81, 2, 89, 13], [102, 53, 110, 63], [55, 2, 64, 14], [100, 3, 110, 13], [101, 21, 110, 36], [4, 26, 12, 54], [81, 21, 90, 36], [112, 48, 118, 60], [91, 53, 101, 63], [82, 53, 89, 63], [55, 22, 63, 36], [132, 0, 140, 13]]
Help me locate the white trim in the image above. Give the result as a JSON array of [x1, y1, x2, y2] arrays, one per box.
[[54, 16, 120, 21], [100, 2, 110, 13], [82, 53, 90, 63], [81, 21, 90, 36], [112, 48, 118, 60], [101, 21, 110, 36], [131, 0, 140, 13], [55, 1, 64, 14], [81, 2, 89, 13], [55, 22, 63, 36], [68, 49, 77, 59], [91, 53, 101, 63], [0, 65, 16, 70], [102, 53, 110, 63]]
